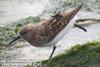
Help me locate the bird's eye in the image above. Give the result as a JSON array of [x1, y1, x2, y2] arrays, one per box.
[[20, 31, 26, 35]]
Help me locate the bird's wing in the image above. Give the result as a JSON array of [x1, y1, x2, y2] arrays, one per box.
[[40, 4, 82, 42]]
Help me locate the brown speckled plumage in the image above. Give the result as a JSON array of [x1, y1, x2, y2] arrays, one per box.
[[10, 5, 82, 47], [9, 5, 83, 59]]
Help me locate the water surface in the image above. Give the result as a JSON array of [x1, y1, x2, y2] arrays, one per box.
[[0, 0, 100, 67]]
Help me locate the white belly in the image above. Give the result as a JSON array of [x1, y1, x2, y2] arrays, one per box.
[[43, 19, 76, 47]]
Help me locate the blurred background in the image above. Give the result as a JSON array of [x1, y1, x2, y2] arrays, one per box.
[[0, 0, 100, 67], [0, 0, 100, 25]]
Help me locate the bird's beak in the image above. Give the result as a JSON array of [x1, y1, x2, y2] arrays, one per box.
[[9, 35, 20, 44]]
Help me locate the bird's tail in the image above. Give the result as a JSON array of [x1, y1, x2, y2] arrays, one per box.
[[63, 4, 82, 23]]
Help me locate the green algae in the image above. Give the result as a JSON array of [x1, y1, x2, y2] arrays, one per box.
[[41, 41, 100, 67]]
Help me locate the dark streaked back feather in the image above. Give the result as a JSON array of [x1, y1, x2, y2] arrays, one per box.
[[40, 5, 82, 42]]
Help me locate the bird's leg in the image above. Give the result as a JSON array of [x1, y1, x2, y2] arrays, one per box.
[[74, 24, 87, 32], [49, 45, 56, 59]]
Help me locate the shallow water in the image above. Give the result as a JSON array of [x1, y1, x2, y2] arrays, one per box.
[[0, 0, 100, 67], [1, 22, 100, 67], [0, 0, 49, 25]]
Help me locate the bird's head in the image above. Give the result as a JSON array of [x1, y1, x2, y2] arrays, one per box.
[[9, 24, 35, 44]]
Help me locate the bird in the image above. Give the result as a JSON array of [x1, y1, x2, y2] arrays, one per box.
[[9, 4, 87, 59]]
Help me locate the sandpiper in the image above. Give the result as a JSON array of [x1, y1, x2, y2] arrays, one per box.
[[9, 4, 87, 59]]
